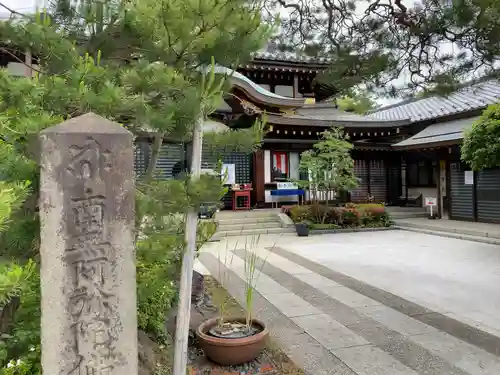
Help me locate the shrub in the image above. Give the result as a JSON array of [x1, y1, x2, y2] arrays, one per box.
[[340, 208, 360, 226], [0, 261, 41, 374], [310, 202, 331, 224], [354, 204, 391, 227], [281, 205, 296, 215], [136, 218, 217, 341], [289, 205, 311, 223], [357, 203, 385, 213]]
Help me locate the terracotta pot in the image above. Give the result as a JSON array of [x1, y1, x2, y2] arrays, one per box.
[[196, 317, 269, 365]]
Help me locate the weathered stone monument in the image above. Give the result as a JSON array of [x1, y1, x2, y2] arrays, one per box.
[[39, 113, 137, 375]]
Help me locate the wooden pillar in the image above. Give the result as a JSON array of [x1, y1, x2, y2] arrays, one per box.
[[401, 155, 408, 203], [293, 74, 299, 98], [253, 149, 265, 207]]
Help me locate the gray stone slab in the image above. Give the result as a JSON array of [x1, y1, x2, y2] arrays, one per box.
[[416, 312, 500, 357], [262, 292, 322, 317], [356, 305, 438, 336], [39, 113, 137, 375], [345, 321, 469, 375], [322, 286, 382, 308], [233, 249, 471, 375], [270, 245, 500, 358], [294, 272, 342, 289], [292, 314, 369, 350], [198, 252, 357, 375], [333, 345, 420, 375], [410, 331, 500, 375], [254, 279, 290, 295]]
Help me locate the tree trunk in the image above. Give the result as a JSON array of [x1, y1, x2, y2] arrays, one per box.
[[144, 132, 164, 182], [173, 116, 203, 375]]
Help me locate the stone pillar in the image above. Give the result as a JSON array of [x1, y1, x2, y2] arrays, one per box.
[[39, 113, 137, 375]]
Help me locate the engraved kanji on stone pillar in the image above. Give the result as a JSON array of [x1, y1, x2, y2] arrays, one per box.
[[39, 113, 137, 375]]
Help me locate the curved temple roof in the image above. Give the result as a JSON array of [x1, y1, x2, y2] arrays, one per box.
[[213, 66, 305, 108], [214, 66, 411, 128]]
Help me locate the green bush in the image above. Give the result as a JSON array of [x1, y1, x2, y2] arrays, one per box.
[[0, 261, 41, 374], [289, 205, 311, 223], [136, 218, 217, 341], [311, 203, 338, 224], [340, 208, 360, 227]]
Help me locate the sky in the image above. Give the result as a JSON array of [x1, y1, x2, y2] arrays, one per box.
[[1, 0, 42, 12]]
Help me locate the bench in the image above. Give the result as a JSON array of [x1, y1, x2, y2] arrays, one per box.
[[270, 189, 305, 208]]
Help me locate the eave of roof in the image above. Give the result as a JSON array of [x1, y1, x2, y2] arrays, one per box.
[[251, 51, 332, 65], [267, 105, 411, 128], [392, 116, 479, 149]]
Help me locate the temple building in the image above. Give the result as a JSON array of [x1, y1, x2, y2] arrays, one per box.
[[3, 51, 500, 223]]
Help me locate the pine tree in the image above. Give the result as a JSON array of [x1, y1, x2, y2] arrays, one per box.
[[265, 0, 500, 96], [0, 0, 271, 371]]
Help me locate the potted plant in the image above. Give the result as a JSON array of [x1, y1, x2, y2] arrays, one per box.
[[196, 236, 271, 365], [295, 220, 309, 236]]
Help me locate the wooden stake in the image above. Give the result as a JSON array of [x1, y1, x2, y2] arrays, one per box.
[[173, 116, 203, 375]]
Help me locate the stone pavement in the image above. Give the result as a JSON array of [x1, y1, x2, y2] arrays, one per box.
[[197, 231, 500, 375]]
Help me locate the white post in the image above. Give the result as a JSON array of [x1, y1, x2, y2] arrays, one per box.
[[173, 116, 203, 375], [430, 204, 433, 217]]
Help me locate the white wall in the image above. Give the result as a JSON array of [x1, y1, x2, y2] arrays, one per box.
[[7, 62, 39, 77], [274, 85, 294, 97], [259, 84, 271, 92], [264, 150, 271, 183], [289, 152, 299, 180]]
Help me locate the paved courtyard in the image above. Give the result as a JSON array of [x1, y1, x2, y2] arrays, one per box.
[[198, 230, 500, 375]]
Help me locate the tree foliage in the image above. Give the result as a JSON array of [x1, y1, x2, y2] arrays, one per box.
[[0, 0, 270, 371], [461, 103, 500, 171], [263, 0, 500, 96], [336, 92, 378, 114], [297, 127, 358, 204]]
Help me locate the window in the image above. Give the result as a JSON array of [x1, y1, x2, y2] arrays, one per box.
[[407, 160, 437, 187], [271, 151, 289, 181]]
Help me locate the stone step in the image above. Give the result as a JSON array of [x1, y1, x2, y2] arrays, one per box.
[[217, 217, 279, 225], [217, 222, 283, 231], [394, 226, 500, 245], [215, 210, 279, 220], [394, 219, 500, 239], [215, 227, 295, 238], [390, 212, 428, 219]]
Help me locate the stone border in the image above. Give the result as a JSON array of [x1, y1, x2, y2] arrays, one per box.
[[310, 226, 394, 235], [276, 212, 295, 228]]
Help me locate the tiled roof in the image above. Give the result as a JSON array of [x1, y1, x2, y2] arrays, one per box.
[[369, 80, 500, 123], [393, 116, 479, 148], [252, 51, 332, 64], [267, 103, 410, 128], [296, 104, 402, 123]]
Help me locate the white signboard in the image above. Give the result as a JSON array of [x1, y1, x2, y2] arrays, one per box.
[[425, 197, 437, 206], [464, 170, 474, 185], [221, 164, 235, 185], [277, 182, 298, 190]]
